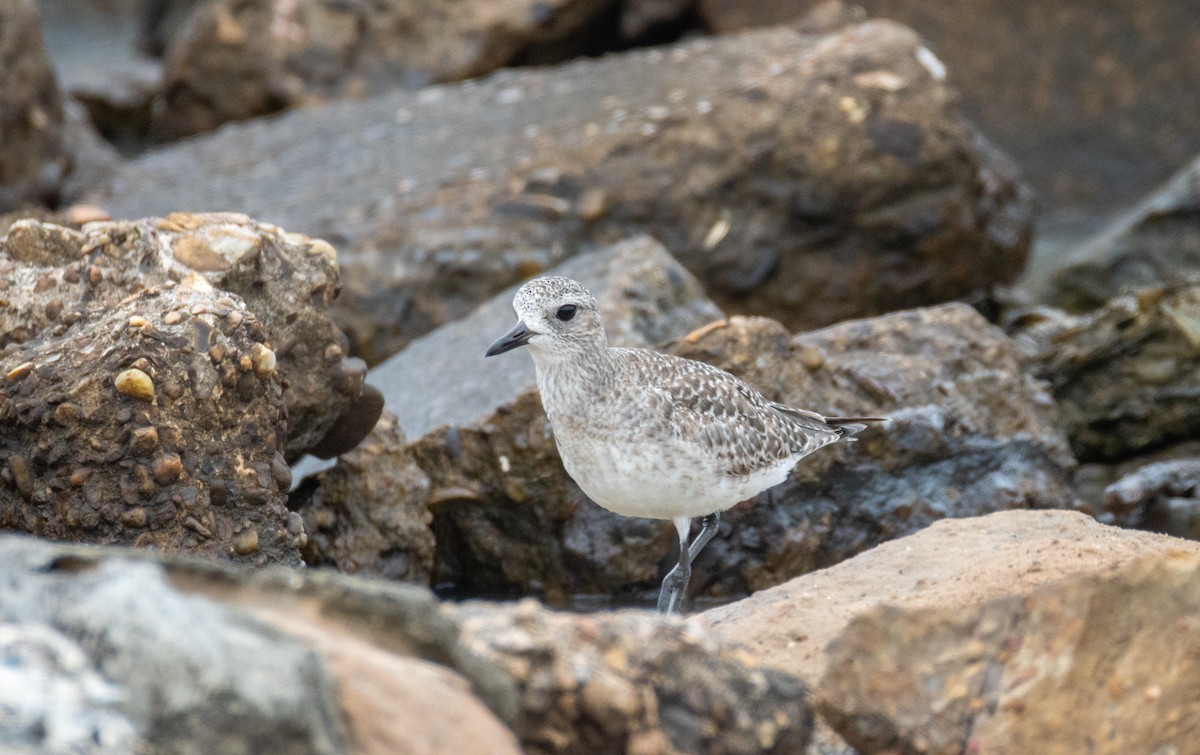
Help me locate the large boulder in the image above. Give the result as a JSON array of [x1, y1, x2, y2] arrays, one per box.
[[94, 20, 1032, 362], [701, 510, 1200, 755], [698, 0, 1200, 216], [367, 237, 1076, 605], [0, 0, 67, 211], [818, 532, 1200, 754], [149, 0, 621, 140], [0, 214, 374, 563]]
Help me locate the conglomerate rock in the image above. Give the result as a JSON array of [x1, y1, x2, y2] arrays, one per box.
[[0, 213, 373, 563], [94, 20, 1032, 362]]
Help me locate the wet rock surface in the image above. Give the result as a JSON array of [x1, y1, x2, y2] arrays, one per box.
[[451, 600, 812, 754], [0, 0, 66, 211], [1024, 283, 1200, 462], [0, 214, 371, 563], [0, 534, 522, 755], [819, 541, 1200, 754], [93, 20, 1031, 362]]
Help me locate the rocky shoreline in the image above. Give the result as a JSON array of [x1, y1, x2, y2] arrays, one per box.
[[4, 1, 1200, 753]]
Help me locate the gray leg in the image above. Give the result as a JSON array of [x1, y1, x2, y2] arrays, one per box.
[[657, 512, 720, 614]]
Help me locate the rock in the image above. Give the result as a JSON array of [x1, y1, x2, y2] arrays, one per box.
[[662, 303, 1078, 601], [701, 510, 1199, 685], [0, 214, 376, 563], [0, 534, 522, 755], [93, 20, 1032, 362], [150, 0, 618, 140], [379, 236, 723, 602], [293, 410, 435, 582], [1025, 283, 1200, 462], [0, 623, 143, 754], [0, 0, 67, 211], [450, 600, 813, 754], [698, 0, 1200, 216], [1102, 458, 1200, 539], [816, 531, 1200, 754], [0, 269, 300, 563], [1033, 155, 1200, 312], [0, 213, 370, 459]]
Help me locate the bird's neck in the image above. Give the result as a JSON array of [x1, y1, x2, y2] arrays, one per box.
[[530, 344, 616, 414]]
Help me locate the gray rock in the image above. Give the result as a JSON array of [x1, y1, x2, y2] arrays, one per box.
[[0, 623, 143, 754], [372, 235, 723, 440], [0, 535, 346, 754], [92, 20, 1031, 362], [294, 410, 435, 583]]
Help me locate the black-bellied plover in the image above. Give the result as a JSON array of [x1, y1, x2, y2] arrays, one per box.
[[485, 276, 881, 613]]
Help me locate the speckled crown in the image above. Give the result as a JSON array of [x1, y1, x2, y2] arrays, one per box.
[[513, 276, 594, 313]]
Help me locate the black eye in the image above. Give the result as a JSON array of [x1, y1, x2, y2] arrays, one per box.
[[556, 304, 577, 321]]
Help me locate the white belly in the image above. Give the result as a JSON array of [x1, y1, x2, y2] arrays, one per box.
[[558, 437, 795, 521]]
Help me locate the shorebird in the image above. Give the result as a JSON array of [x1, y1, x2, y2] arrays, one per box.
[[485, 276, 880, 613]]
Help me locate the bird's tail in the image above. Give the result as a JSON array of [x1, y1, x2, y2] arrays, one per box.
[[825, 416, 888, 439]]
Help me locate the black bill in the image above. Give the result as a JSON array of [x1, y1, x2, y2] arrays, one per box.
[[485, 320, 534, 356]]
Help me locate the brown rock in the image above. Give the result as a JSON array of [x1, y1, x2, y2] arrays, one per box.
[[699, 0, 1200, 215], [294, 411, 435, 583], [816, 527, 1200, 754], [0, 272, 299, 564], [450, 601, 813, 754], [1025, 283, 1200, 462], [0, 0, 66, 211], [702, 510, 1200, 686], [94, 21, 1031, 362], [658, 303, 1078, 601]]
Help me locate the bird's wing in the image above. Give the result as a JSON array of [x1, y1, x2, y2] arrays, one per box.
[[626, 352, 842, 476]]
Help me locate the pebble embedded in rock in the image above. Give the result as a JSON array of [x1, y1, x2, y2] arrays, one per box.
[[115, 368, 155, 402], [232, 527, 259, 556]]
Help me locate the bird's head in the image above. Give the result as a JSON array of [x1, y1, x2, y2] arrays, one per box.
[[485, 276, 605, 361]]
